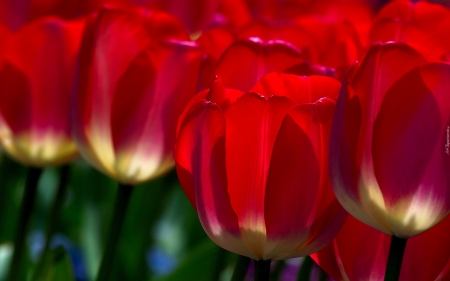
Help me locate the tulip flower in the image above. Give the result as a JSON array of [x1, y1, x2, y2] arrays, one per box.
[[218, 0, 252, 29], [369, 0, 450, 61], [237, 16, 362, 72], [215, 37, 334, 92], [438, 258, 450, 281], [175, 72, 347, 271], [330, 41, 450, 279], [0, 0, 102, 31], [0, 23, 11, 58], [72, 6, 206, 185], [330, 42, 450, 239], [0, 16, 83, 281], [234, 0, 373, 45], [196, 26, 236, 65], [312, 214, 450, 281], [146, 0, 223, 33], [0, 17, 83, 167], [72, 7, 209, 280]]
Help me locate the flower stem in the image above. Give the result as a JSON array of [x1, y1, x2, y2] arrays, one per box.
[[270, 260, 285, 280], [231, 255, 251, 281], [7, 167, 43, 281], [254, 259, 271, 281], [384, 236, 408, 281], [297, 256, 314, 281], [95, 183, 133, 281], [31, 165, 70, 280], [211, 247, 228, 280]]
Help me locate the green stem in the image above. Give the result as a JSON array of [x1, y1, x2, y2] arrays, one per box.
[[270, 260, 285, 281], [31, 165, 70, 280], [319, 264, 328, 281], [129, 170, 178, 279], [384, 236, 408, 281], [211, 247, 228, 281], [231, 255, 251, 281], [254, 259, 271, 281], [297, 256, 314, 281], [95, 183, 133, 281], [7, 167, 43, 281]]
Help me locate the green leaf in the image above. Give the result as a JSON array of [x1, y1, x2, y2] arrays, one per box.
[[0, 243, 13, 280], [39, 246, 75, 281], [155, 239, 221, 281]]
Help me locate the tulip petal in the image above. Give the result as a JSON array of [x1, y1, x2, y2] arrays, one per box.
[[176, 77, 245, 140], [224, 92, 296, 258], [204, 77, 245, 110], [0, 63, 31, 136], [154, 0, 221, 33], [0, 18, 81, 166], [293, 16, 362, 69], [237, 19, 312, 56], [372, 0, 450, 59], [331, 69, 385, 234], [110, 41, 204, 184], [0, 23, 11, 58], [373, 63, 450, 237], [314, 213, 450, 281], [73, 8, 152, 178], [376, 1, 449, 27], [73, 7, 194, 183], [338, 216, 389, 281], [215, 38, 307, 92], [310, 245, 344, 281], [196, 26, 235, 64], [264, 105, 320, 258], [251, 72, 340, 104], [140, 10, 190, 42], [369, 18, 448, 60], [218, 0, 252, 28], [401, 214, 450, 281], [5, 18, 82, 138], [175, 100, 257, 259], [331, 43, 430, 236], [264, 97, 345, 259]]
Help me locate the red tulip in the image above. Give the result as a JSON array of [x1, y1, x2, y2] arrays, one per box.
[[237, 17, 362, 71], [0, 0, 102, 31], [312, 214, 450, 281], [330, 42, 450, 238], [0, 23, 11, 62], [237, 0, 374, 45], [146, 0, 222, 33], [218, 0, 252, 29], [237, 20, 314, 62], [305, 0, 374, 46], [215, 37, 334, 92], [0, 17, 83, 167], [175, 72, 346, 260], [95, 0, 224, 33], [369, 0, 450, 61], [72, 6, 208, 184], [294, 16, 361, 71], [196, 26, 236, 65], [437, 258, 450, 280]]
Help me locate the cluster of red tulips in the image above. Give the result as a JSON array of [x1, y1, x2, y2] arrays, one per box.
[[0, 0, 449, 280]]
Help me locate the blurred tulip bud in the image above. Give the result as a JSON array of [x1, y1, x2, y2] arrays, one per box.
[[0, 17, 83, 167], [370, 0, 450, 61], [214, 37, 333, 92], [72, 6, 209, 184]]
